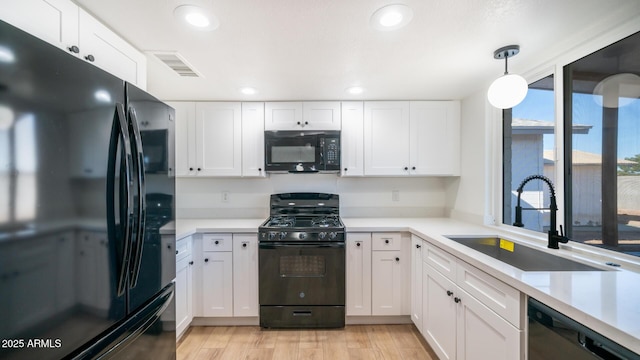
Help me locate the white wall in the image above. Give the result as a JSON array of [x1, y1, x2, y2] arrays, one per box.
[[177, 175, 449, 219]]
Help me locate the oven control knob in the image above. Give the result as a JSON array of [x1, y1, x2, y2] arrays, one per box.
[[299, 233, 307, 240], [268, 232, 276, 240], [279, 231, 288, 240], [329, 232, 337, 240], [318, 232, 327, 239]]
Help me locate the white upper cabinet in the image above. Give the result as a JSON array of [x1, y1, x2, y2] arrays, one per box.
[[78, 9, 146, 88], [241, 102, 266, 177], [195, 102, 242, 177], [364, 101, 460, 176], [364, 101, 411, 176], [1, 0, 147, 89], [265, 102, 341, 130], [1, 0, 79, 52], [341, 102, 364, 176], [410, 101, 460, 176], [167, 102, 196, 177]]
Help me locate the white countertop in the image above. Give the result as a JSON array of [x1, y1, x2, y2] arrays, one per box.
[[174, 216, 640, 353]]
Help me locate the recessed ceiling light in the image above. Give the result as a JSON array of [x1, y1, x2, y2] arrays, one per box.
[[371, 4, 413, 31], [346, 86, 364, 95], [240, 87, 257, 95], [173, 5, 219, 31]]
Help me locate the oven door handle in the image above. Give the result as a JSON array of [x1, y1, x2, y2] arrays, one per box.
[[259, 242, 345, 249]]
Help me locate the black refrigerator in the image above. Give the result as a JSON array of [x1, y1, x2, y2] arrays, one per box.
[[0, 20, 176, 359]]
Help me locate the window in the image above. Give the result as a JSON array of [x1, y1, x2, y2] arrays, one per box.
[[564, 31, 640, 257], [503, 75, 556, 234]]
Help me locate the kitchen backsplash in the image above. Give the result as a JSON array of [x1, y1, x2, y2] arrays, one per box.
[[177, 175, 449, 219]]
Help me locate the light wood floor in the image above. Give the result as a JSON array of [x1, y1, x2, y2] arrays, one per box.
[[177, 325, 438, 360]]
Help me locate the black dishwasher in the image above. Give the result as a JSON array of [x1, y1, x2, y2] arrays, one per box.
[[528, 297, 639, 360]]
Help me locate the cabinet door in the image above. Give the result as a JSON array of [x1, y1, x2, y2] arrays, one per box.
[[176, 254, 193, 337], [195, 102, 242, 176], [202, 252, 233, 317], [364, 101, 411, 175], [264, 102, 303, 130], [371, 250, 403, 315], [423, 263, 457, 360], [410, 235, 423, 332], [232, 234, 259, 316], [341, 102, 364, 176], [168, 102, 197, 177], [409, 101, 460, 176], [78, 9, 147, 88], [457, 290, 522, 360], [346, 233, 371, 316], [241, 103, 266, 177], [0, 0, 79, 53], [302, 101, 341, 130]]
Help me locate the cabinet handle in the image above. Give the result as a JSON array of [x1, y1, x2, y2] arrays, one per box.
[[344, 168, 348, 171], [446, 290, 453, 296], [189, 167, 194, 171], [304, 121, 308, 125], [297, 121, 301, 125], [258, 168, 262, 172], [214, 240, 219, 245], [189, 261, 194, 265], [416, 244, 421, 249], [395, 257, 400, 262], [68, 45, 79, 53], [454, 297, 461, 304], [85, 54, 95, 62], [197, 168, 202, 171], [404, 167, 409, 171], [204, 258, 209, 263], [356, 242, 361, 247], [412, 166, 416, 170], [242, 243, 247, 248], [384, 239, 390, 244]]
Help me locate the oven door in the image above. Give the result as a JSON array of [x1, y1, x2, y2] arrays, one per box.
[[259, 242, 345, 306], [264, 131, 321, 172]]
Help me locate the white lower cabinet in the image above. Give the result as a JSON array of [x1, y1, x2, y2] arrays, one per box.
[[232, 234, 259, 317], [346, 233, 372, 316], [410, 235, 423, 332], [421, 242, 523, 360], [201, 234, 233, 317], [175, 237, 193, 339]]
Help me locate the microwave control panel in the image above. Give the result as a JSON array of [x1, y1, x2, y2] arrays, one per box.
[[322, 138, 340, 166]]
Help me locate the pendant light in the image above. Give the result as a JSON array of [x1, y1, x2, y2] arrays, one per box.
[[487, 45, 528, 109]]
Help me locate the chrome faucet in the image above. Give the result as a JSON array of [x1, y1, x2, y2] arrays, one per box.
[[513, 175, 569, 249]]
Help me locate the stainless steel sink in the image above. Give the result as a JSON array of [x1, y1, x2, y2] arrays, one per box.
[[445, 236, 607, 271]]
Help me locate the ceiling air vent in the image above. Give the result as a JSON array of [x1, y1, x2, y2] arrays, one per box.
[[149, 51, 201, 77]]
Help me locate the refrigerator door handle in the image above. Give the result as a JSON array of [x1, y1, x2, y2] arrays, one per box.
[[128, 106, 147, 288], [107, 103, 136, 297]]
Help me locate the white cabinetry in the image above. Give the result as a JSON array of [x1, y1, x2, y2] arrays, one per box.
[[341, 102, 364, 176], [175, 237, 193, 339], [1, 0, 146, 88], [201, 234, 233, 317], [346, 233, 371, 316], [422, 242, 523, 360], [364, 101, 460, 176], [241, 103, 266, 177], [170, 102, 263, 177], [265, 102, 341, 130], [232, 234, 259, 316], [346, 232, 409, 317], [410, 235, 423, 333]]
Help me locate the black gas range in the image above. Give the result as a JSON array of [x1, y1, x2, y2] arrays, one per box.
[[258, 193, 345, 328]]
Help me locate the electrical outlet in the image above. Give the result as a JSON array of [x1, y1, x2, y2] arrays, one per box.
[[392, 190, 400, 202], [221, 191, 229, 202]]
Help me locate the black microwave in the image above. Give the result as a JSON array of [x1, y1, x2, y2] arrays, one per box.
[[264, 130, 340, 173]]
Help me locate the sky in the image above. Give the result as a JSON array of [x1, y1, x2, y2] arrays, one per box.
[[513, 88, 640, 159]]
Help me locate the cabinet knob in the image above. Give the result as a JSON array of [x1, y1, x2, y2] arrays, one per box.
[[304, 121, 308, 125], [175, 250, 178, 254], [242, 243, 247, 248], [68, 45, 79, 53], [189, 167, 194, 171], [297, 121, 301, 125], [454, 297, 461, 303], [344, 168, 348, 171], [356, 242, 361, 247], [85, 54, 95, 62], [416, 244, 421, 249], [385, 239, 390, 244], [446, 290, 453, 296], [214, 240, 219, 245], [404, 167, 408, 171], [258, 168, 262, 172], [189, 261, 194, 265], [412, 166, 416, 170], [197, 167, 202, 171], [395, 257, 400, 262], [204, 258, 209, 263]]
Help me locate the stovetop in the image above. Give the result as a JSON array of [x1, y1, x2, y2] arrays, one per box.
[[263, 215, 343, 229]]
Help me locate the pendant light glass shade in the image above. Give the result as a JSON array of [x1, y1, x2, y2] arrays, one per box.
[[488, 73, 528, 109]]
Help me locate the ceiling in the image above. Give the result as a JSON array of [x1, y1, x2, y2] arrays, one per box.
[[74, 0, 640, 102]]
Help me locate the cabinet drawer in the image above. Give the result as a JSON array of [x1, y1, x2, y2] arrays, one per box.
[[203, 233, 232, 252], [422, 242, 456, 281], [176, 238, 191, 262], [456, 261, 522, 328], [372, 233, 401, 251]]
